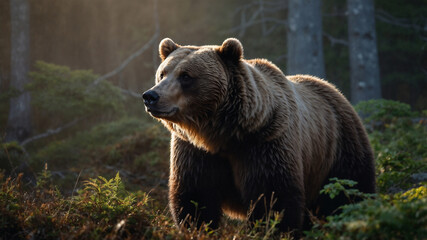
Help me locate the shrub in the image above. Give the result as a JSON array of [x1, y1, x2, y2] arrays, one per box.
[[355, 99, 427, 193], [308, 181, 427, 239], [31, 117, 154, 170], [0, 171, 150, 240], [26, 61, 125, 126], [355, 99, 415, 127]]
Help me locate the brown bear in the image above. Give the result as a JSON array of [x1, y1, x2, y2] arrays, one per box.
[[142, 38, 376, 233]]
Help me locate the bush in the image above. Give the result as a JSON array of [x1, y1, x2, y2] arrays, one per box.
[[26, 61, 125, 126], [31, 117, 155, 170], [355, 99, 415, 126], [355, 99, 427, 193], [376, 150, 426, 193], [27, 117, 170, 194], [308, 186, 427, 239]]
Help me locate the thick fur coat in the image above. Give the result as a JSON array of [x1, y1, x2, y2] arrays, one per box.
[[142, 38, 376, 232]]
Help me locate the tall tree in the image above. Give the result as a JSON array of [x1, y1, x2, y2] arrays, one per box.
[[6, 0, 31, 142], [347, 0, 381, 104], [287, 0, 325, 78]]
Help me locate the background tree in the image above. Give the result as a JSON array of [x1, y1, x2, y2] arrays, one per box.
[[6, 0, 31, 142], [347, 0, 381, 104], [287, 0, 325, 77]]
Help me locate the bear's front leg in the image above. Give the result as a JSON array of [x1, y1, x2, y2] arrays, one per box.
[[169, 135, 233, 229], [240, 141, 306, 233]]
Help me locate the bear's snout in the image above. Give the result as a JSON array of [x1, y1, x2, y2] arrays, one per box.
[[142, 89, 178, 118], [142, 90, 160, 106]]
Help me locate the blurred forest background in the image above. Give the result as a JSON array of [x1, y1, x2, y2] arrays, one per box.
[[1, 0, 427, 140], [1, 0, 426, 239]]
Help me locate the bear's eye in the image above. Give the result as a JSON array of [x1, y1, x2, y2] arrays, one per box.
[[178, 72, 193, 87]]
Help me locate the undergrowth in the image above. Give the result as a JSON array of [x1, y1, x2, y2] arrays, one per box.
[[307, 179, 427, 239], [356, 99, 427, 193], [0, 170, 292, 240], [0, 171, 150, 240]]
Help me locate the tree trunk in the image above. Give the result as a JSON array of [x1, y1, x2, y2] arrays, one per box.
[[6, 0, 31, 142], [347, 0, 381, 104], [287, 0, 325, 78]]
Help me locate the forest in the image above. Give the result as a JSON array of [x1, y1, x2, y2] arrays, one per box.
[[1, 0, 426, 239]]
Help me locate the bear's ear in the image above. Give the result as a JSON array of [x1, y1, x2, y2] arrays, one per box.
[[218, 38, 244, 62], [159, 38, 179, 61]]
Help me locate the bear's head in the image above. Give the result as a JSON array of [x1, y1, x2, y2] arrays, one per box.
[[143, 38, 243, 121], [143, 38, 245, 149]]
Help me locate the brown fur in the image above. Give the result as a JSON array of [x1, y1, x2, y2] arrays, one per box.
[[143, 38, 376, 233]]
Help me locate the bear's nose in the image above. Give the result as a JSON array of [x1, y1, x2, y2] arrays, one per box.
[[142, 90, 160, 106]]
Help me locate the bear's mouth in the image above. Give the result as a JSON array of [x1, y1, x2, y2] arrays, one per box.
[[146, 107, 178, 118]]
